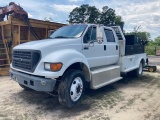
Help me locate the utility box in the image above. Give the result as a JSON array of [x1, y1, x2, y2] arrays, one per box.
[[125, 35, 142, 45], [125, 35, 144, 56]]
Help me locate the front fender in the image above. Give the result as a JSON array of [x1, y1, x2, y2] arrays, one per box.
[[35, 49, 90, 78]]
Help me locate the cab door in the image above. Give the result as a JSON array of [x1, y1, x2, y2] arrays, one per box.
[[82, 26, 107, 68], [104, 28, 119, 65]]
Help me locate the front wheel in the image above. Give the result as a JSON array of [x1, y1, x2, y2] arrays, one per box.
[[58, 69, 85, 108]]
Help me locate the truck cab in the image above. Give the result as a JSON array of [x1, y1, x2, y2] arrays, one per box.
[[83, 25, 119, 68], [10, 24, 146, 108]]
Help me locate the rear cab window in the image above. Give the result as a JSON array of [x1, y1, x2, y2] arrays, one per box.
[[104, 29, 115, 42]]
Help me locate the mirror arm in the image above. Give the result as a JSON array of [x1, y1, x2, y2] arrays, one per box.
[[96, 25, 104, 44]]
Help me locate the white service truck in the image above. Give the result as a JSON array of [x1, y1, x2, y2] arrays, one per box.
[[10, 24, 147, 108]]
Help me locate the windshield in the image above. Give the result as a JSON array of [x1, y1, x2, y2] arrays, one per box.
[[50, 24, 87, 39]]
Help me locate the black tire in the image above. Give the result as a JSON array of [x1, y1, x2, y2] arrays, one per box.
[[58, 69, 86, 108], [153, 66, 157, 72], [19, 84, 32, 90], [128, 62, 143, 78]]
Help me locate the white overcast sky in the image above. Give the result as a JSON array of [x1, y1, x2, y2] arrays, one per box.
[[0, 0, 160, 39]]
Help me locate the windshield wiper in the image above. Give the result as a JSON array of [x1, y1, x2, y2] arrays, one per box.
[[53, 36, 76, 39], [54, 36, 69, 38]]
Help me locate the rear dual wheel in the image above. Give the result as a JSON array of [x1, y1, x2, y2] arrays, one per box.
[[128, 61, 143, 77], [136, 62, 143, 77]]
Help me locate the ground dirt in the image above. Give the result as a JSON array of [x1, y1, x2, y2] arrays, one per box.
[[0, 61, 160, 120]]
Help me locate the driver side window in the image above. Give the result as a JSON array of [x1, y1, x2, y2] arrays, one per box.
[[83, 27, 96, 43]]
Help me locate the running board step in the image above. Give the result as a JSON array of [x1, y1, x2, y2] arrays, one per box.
[[90, 65, 122, 89]]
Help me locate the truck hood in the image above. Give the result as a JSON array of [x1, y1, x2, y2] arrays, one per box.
[[13, 38, 80, 50]]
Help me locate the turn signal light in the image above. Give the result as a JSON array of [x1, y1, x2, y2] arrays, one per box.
[[50, 63, 63, 71], [44, 63, 63, 71]]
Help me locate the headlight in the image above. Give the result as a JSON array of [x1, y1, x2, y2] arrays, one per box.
[[44, 63, 50, 70], [44, 63, 63, 71]]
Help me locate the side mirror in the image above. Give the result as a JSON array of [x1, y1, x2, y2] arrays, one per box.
[[96, 25, 104, 44], [84, 40, 95, 49]]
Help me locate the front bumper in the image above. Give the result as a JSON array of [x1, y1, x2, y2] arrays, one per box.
[[10, 69, 56, 92]]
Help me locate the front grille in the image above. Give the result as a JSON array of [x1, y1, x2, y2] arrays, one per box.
[[12, 50, 41, 72]]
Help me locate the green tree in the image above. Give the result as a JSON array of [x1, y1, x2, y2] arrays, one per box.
[[68, 4, 124, 28], [145, 37, 160, 55], [146, 36, 160, 46], [115, 16, 124, 29], [147, 40, 156, 46], [100, 6, 116, 25], [69, 4, 100, 24], [154, 36, 160, 45], [136, 32, 151, 41]]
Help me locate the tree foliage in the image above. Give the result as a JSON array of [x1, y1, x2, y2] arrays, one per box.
[[145, 36, 160, 55], [115, 16, 124, 29], [146, 36, 160, 46], [69, 4, 100, 24], [154, 36, 160, 45], [68, 4, 124, 27], [100, 6, 115, 25]]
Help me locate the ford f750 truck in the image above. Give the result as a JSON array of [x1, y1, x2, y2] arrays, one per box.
[[10, 24, 146, 108]]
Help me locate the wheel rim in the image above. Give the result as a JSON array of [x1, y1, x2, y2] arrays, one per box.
[[149, 68, 154, 72], [70, 77, 83, 102], [139, 63, 143, 75]]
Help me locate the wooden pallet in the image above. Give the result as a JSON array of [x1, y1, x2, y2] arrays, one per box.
[[0, 67, 9, 76], [0, 15, 65, 76]]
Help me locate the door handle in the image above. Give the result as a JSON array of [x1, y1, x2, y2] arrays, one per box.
[[104, 45, 106, 51], [84, 46, 89, 50], [116, 45, 118, 50]]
